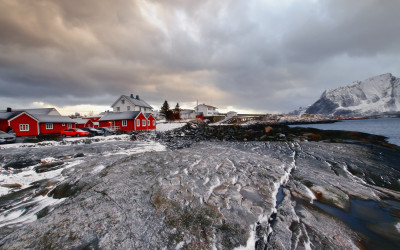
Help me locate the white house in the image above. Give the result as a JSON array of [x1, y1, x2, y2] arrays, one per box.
[[111, 94, 153, 113], [195, 104, 218, 117], [180, 109, 196, 119]]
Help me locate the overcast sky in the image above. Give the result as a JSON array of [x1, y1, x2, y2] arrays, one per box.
[[1, 0, 399, 115]]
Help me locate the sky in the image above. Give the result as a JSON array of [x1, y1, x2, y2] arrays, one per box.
[[1, 0, 399, 115]]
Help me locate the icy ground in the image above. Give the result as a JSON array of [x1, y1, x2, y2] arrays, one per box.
[[0, 133, 400, 249]]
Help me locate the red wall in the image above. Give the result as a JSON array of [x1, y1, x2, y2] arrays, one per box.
[[146, 115, 156, 130], [9, 113, 39, 136], [76, 120, 93, 129], [99, 113, 152, 131], [0, 120, 8, 132], [39, 123, 76, 135]]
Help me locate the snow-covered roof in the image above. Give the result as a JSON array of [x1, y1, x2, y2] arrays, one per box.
[[144, 113, 154, 118], [0, 111, 22, 120], [13, 108, 60, 116], [195, 104, 217, 109], [111, 95, 153, 109], [180, 109, 195, 114], [34, 115, 76, 123], [99, 111, 141, 121], [72, 118, 91, 125]]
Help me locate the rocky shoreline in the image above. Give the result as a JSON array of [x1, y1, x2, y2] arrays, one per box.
[[0, 123, 399, 249]]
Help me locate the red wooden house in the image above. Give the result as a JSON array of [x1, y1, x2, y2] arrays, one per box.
[[82, 116, 101, 128], [74, 118, 94, 129], [98, 111, 150, 132], [0, 108, 76, 136], [144, 113, 156, 130]]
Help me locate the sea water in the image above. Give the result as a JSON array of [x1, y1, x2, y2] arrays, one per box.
[[290, 118, 400, 146]]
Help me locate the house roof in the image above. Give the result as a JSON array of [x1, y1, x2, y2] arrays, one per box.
[[13, 108, 60, 115], [98, 111, 141, 121], [196, 104, 217, 109], [0, 111, 23, 120], [111, 95, 153, 109], [144, 113, 154, 118], [34, 115, 76, 123], [72, 118, 91, 125], [180, 109, 196, 114]]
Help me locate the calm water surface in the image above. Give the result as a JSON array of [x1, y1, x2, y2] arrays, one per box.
[[290, 118, 400, 146]]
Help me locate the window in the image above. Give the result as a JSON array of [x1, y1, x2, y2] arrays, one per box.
[[68, 123, 72, 128], [117, 107, 120, 111], [62, 123, 65, 126], [46, 123, 53, 129], [142, 120, 146, 126], [147, 120, 150, 126], [127, 106, 130, 111], [20, 124, 29, 131], [153, 120, 155, 126], [122, 99, 125, 104], [122, 120, 127, 127], [137, 119, 140, 127]]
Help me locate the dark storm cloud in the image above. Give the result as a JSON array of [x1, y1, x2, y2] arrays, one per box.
[[0, 0, 399, 113]]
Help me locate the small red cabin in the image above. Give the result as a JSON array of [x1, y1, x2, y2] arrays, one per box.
[[98, 111, 150, 132], [145, 113, 156, 130], [74, 118, 94, 129]]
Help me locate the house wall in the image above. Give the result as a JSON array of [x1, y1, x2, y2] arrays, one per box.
[[39, 123, 75, 135], [196, 105, 217, 117], [99, 120, 135, 131], [135, 113, 149, 131], [0, 120, 8, 132], [146, 115, 156, 130], [112, 96, 152, 113], [9, 113, 39, 136], [76, 120, 94, 128]]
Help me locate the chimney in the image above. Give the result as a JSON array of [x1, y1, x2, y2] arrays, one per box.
[[6, 107, 12, 112], [130, 94, 134, 98], [136, 95, 140, 100]]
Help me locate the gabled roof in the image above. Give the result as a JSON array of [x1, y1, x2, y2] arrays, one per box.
[[196, 104, 217, 109], [99, 111, 141, 121], [0, 111, 23, 120], [144, 113, 154, 118], [72, 118, 92, 125], [180, 109, 196, 114], [111, 95, 153, 109], [34, 115, 76, 123], [13, 108, 60, 116]]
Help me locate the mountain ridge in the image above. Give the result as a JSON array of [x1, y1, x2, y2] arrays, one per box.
[[306, 73, 400, 117]]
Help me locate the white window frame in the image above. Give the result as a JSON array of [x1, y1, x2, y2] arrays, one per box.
[[46, 123, 53, 130], [137, 119, 140, 127], [142, 120, 146, 126], [117, 107, 120, 111], [153, 120, 155, 126], [62, 123, 65, 126], [122, 120, 127, 127], [122, 99, 125, 104], [68, 123, 72, 128], [147, 120, 150, 126], [20, 124, 30, 131], [127, 106, 130, 111]]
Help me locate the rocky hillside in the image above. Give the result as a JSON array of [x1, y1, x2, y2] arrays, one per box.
[[306, 73, 400, 117]]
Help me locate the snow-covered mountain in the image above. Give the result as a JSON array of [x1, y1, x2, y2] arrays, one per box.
[[306, 73, 400, 117]]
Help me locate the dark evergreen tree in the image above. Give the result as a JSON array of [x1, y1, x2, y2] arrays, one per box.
[[160, 100, 170, 115], [173, 103, 181, 120], [160, 100, 173, 120]]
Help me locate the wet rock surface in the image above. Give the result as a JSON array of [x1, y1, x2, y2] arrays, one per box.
[[0, 126, 399, 249]]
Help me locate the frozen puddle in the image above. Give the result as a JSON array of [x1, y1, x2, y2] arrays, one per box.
[[104, 141, 166, 156]]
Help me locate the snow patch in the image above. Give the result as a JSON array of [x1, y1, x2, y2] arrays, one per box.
[[234, 223, 256, 250]]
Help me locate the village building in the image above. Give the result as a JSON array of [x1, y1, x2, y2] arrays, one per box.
[[73, 118, 94, 129], [180, 109, 197, 119], [0, 108, 76, 136], [195, 104, 218, 117], [98, 111, 149, 132], [111, 94, 153, 113], [144, 113, 157, 130], [82, 116, 101, 128]]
